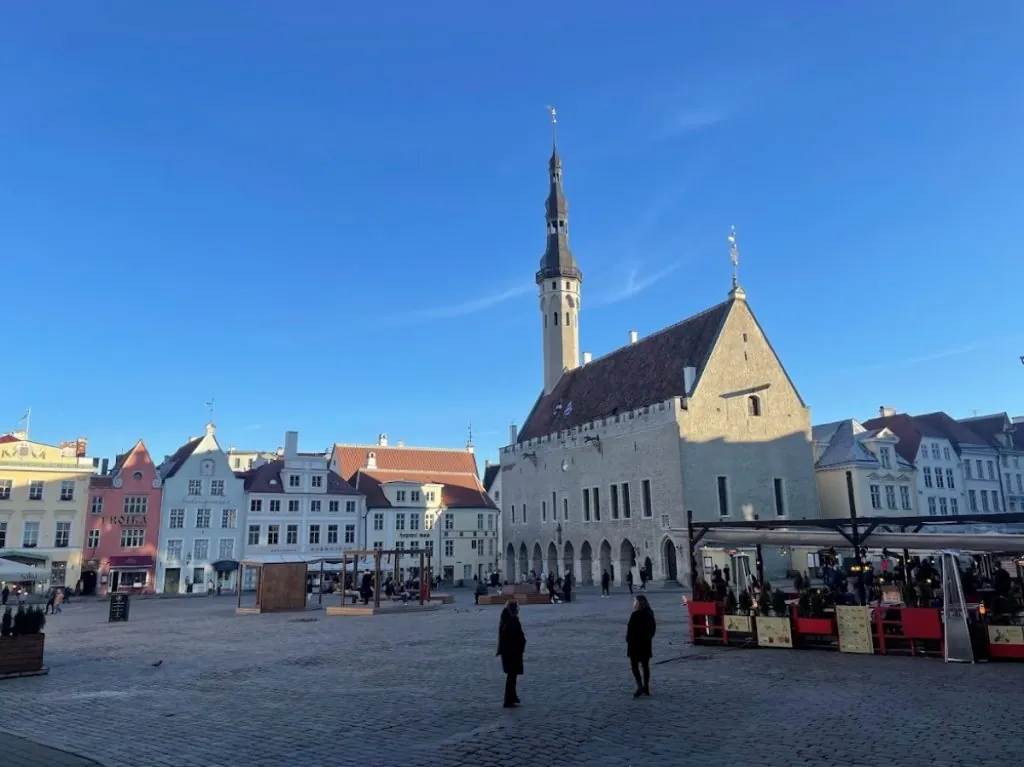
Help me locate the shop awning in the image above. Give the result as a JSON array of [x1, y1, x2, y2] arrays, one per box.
[[0, 558, 48, 581], [0, 549, 48, 565], [212, 559, 240, 572], [108, 555, 155, 568]]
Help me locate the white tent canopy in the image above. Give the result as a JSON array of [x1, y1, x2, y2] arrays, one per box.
[[688, 528, 1024, 554], [0, 557, 48, 581]]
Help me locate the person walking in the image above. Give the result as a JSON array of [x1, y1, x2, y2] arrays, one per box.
[[626, 594, 656, 698], [496, 599, 526, 708], [601, 569, 610, 598], [626, 569, 634, 595], [1, 585, 8, 605], [53, 587, 65, 615]]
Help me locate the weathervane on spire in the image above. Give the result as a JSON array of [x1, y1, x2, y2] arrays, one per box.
[[546, 105, 558, 148], [727, 226, 740, 290], [206, 397, 216, 422]]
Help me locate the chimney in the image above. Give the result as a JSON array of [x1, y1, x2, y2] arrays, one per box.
[[683, 366, 697, 395], [378, 433, 388, 447], [366, 451, 377, 470], [485, 460, 491, 468], [397, 440, 405, 448], [879, 406, 897, 418], [582, 351, 592, 365], [629, 330, 638, 345], [101, 457, 110, 475], [284, 430, 299, 458], [509, 423, 519, 444]]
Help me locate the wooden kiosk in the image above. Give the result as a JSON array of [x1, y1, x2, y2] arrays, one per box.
[[236, 560, 309, 614], [325, 548, 443, 616]]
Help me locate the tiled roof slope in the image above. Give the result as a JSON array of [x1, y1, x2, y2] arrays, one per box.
[[158, 437, 202, 480], [239, 459, 360, 495], [860, 413, 944, 465], [958, 413, 1022, 451], [519, 300, 731, 442], [914, 412, 990, 449], [814, 419, 912, 470], [333, 444, 495, 510]]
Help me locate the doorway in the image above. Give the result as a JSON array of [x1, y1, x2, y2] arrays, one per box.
[[663, 540, 678, 581], [79, 570, 98, 596], [164, 568, 181, 594]]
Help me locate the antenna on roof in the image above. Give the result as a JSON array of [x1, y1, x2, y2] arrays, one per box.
[[205, 398, 216, 422], [545, 105, 558, 150], [467, 421, 474, 449]]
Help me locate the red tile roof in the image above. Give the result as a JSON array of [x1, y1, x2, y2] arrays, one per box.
[[238, 459, 359, 495], [518, 300, 731, 442], [0, 434, 20, 444], [333, 444, 494, 510]]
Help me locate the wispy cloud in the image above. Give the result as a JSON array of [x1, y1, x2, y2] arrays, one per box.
[[590, 262, 681, 308], [243, 424, 264, 432], [836, 343, 986, 376], [653, 107, 731, 142], [388, 283, 534, 324]]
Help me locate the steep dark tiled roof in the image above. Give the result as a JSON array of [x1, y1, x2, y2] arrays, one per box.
[[915, 412, 989, 449], [239, 459, 359, 495], [519, 300, 730, 442], [483, 464, 500, 492], [159, 437, 202, 480], [958, 413, 1021, 451], [861, 413, 945, 465]]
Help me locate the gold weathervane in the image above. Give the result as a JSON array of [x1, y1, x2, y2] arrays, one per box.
[[728, 226, 740, 289], [546, 105, 557, 147]]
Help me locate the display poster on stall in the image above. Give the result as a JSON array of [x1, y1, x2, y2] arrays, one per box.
[[940, 551, 974, 663], [836, 605, 874, 654]]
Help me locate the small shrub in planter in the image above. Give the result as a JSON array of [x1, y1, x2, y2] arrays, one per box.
[[738, 589, 753, 615], [0, 608, 11, 637], [692, 578, 714, 602], [724, 589, 738, 615], [772, 588, 788, 617], [757, 588, 772, 617]]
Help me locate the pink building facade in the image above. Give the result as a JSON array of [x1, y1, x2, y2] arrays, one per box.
[[84, 441, 163, 596]]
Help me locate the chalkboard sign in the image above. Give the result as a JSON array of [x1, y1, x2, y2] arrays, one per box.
[[108, 593, 130, 623]]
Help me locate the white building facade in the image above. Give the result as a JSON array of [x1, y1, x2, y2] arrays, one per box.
[[333, 437, 499, 583], [960, 414, 1024, 513], [239, 431, 364, 578], [812, 420, 918, 519], [155, 423, 246, 594]]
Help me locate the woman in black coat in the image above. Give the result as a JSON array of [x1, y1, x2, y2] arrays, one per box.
[[496, 599, 527, 707], [626, 594, 656, 698]]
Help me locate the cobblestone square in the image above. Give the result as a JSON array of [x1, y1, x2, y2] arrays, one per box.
[[2, 589, 1023, 767]]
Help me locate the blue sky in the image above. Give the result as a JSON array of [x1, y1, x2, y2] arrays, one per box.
[[2, 3, 1022, 468]]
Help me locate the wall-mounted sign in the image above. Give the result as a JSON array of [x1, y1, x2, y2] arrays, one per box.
[[104, 515, 148, 526]]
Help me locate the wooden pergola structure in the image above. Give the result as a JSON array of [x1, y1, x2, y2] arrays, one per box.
[[321, 548, 434, 608]]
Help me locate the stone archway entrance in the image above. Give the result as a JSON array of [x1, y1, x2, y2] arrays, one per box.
[[663, 538, 678, 582], [506, 544, 516, 582], [518, 543, 529, 580], [546, 542, 559, 575], [599, 540, 612, 581], [619, 539, 636, 586], [579, 541, 593, 585], [532, 543, 543, 576], [563, 541, 575, 581]]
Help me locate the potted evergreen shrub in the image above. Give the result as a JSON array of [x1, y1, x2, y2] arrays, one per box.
[[738, 589, 753, 616], [794, 588, 838, 637], [0, 605, 47, 677]]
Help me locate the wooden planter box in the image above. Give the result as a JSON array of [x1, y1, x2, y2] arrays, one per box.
[[0, 634, 46, 677], [794, 616, 837, 636], [987, 625, 1024, 660], [686, 600, 723, 618]]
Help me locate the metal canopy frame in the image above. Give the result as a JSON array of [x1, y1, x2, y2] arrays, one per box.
[[684, 509, 1024, 587]]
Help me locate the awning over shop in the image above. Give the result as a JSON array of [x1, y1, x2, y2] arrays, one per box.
[[0, 558, 49, 581], [211, 559, 240, 572], [108, 555, 155, 568], [0, 549, 48, 565]]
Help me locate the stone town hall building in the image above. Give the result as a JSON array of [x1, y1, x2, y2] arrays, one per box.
[[499, 142, 820, 588]]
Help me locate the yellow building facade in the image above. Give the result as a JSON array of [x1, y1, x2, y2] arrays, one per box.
[[0, 433, 94, 590]]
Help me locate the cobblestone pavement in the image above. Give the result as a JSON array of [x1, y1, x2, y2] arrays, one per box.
[[0, 731, 102, 767], [2, 589, 1023, 767]]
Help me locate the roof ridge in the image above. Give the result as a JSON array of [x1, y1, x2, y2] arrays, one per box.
[[333, 443, 473, 454], [581, 299, 731, 368]]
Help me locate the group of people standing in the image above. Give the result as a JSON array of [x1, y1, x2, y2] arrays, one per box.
[[496, 593, 657, 707]]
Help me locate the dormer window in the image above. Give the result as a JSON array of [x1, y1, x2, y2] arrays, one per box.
[[311, 475, 323, 488], [288, 475, 301, 488], [747, 395, 762, 417], [411, 490, 421, 502], [396, 490, 406, 502], [879, 446, 892, 470]]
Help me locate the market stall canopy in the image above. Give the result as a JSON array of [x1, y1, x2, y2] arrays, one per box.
[[0, 557, 49, 581], [211, 559, 239, 573], [688, 528, 1024, 554]]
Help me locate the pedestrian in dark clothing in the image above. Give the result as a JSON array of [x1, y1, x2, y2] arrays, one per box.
[[546, 572, 556, 601], [626, 569, 634, 595], [626, 594, 656, 698], [360, 572, 373, 605], [562, 571, 572, 603], [497, 600, 526, 708], [1, 586, 8, 605], [601, 570, 610, 598]]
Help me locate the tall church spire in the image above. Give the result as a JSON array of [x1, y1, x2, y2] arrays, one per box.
[[537, 107, 582, 395]]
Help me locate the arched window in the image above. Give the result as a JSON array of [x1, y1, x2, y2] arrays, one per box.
[[748, 395, 762, 417], [553, 312, 559, 326]]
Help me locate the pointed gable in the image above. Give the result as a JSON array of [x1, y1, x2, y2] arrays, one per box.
[[518, 300, 730, 442]]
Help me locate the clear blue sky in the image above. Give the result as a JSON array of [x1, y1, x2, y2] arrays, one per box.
[[3, 3, 1022, 468]]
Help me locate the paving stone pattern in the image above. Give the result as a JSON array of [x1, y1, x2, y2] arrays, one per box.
[[1, 590, 1022, 767]]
